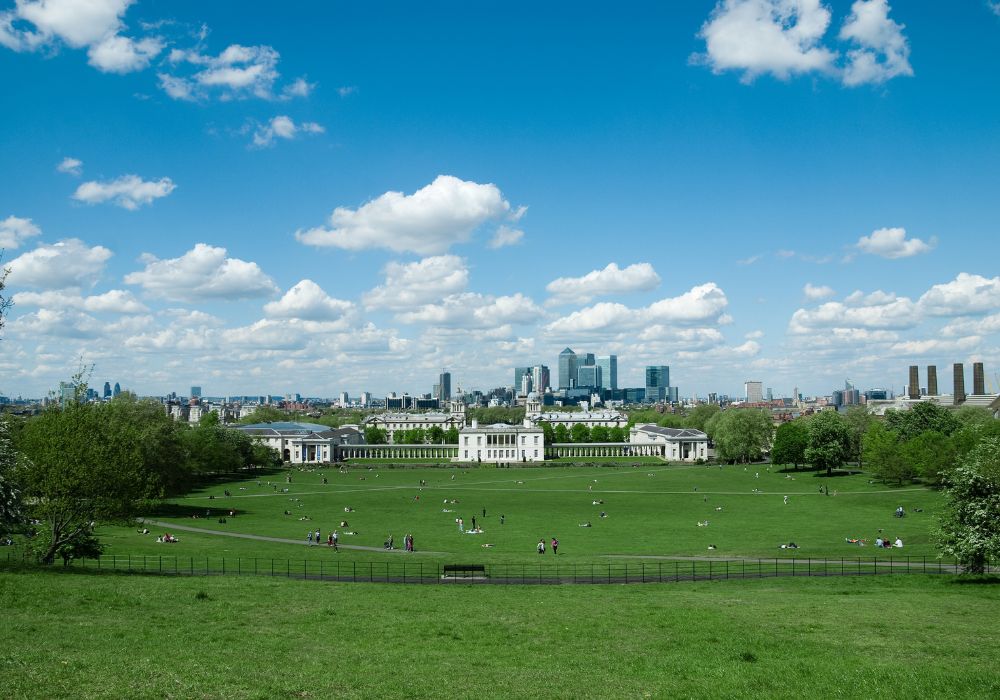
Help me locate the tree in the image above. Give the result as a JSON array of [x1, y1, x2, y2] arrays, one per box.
[[903, 430, 955, 487], [16, 400, 166, 564], [540, 422, 555, 445], [364, 427, 388, 445], [685, 404, 720, 432], [0, 253, 10, 336], [444, 426, 460, 444], [239, 405, 287, 424], [570, 423, 592, 443], [843, 406, 874, 469], [863, 422, 912, 485], [805, 410, 851, 476], [199, 410, 221, 427], [935, 437, 1000, 574], [709, 409, 773, 463], [608, 426, 626, 443], [885, 402, 960, 441], [553, 424, 570, 443], [427, 425, 445, 444], [590, 425, 610, 442], [771, 420, 808, 469], [0, 417, 22, 538]]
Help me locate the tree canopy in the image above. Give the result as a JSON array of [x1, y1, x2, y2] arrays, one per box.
[[771, 420, 808, 469], [805, 410, 851, 476], [936, 437, 1000, 574], [706, 409, 773, 463]]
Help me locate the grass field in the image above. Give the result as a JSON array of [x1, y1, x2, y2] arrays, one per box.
[[85, 463, 942, 565], [2, 570, 998, 699]]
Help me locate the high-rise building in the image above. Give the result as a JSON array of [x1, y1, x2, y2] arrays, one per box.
[[360, 391, 372, 407], [113, 382, 121, 397], [580, 353, 596, 367], [59, 381, 76, 404], [558, 348, 578, 389], [908, 366, 919, 400], [744, 381, 764, 403], [927, 366, 938, 396], [577, 365, 602, 389], [953, 363, 966, 405], [973, 362, 985, 395], [597, 355, 618, 390], [191, 386, 202, 399], [438, 371, 452, 402], [514, 366, 532, 393], [531, 365, 550, 394], [103, 381, 111, 399], [339, 392, 349, 407], [645, 366, 670, 402]]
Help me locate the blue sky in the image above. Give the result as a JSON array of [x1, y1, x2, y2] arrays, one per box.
[[2, 0, 999, 400]]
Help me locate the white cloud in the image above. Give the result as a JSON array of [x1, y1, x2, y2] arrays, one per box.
[[839, 0, 912, 86], [282, 77, 314, 98], [843, 289, 897, 306], [803, 283, 835, 300], [87, 33, 162, 73], [161, 43, 301, 100], [0, 0, 161, 74], [745, 330, 765, 339], [941, 312, 1000, 338], [397, 292, 545, 329], [546, 262, 661, 306], [56, 157, 82, 175], [6, 239, 112, 289], [73, 174, 176, 210], [124, 243, 278, 302], [263, 280, 353, 321], [8, 307, 100, 339], [918, 273, 1000, 317], [252, 115, 324, 147], [296, 175, 522, 254], [546, 282, 729, 334], [737, 254, 763, 265], [856, 227, 934, 259], [0, 215, 41, 249], [12, 289, 148, 314], [695, 0, 836, 82], [990, 2, 1000, 17], [788, 296, 919, 333], [337, 86, 357, 97], [157, 73, 195, 100], [363, 255, 469, 310], [676, 340, 761, 361], [488, 225, 524, 249]]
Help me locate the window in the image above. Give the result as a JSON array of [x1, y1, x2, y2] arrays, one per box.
[[534, 435, 539, 445], [464, 450, 468, 458]]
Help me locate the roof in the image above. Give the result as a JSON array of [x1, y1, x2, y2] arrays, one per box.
[[634, 424, 708, 440], [462, 423, 543, 433], [234, 421, 331, 435]]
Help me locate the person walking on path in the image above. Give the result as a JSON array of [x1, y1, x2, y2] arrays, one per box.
[[551, 537, 559, 555], [537, 539, 545, 554], [307, 530, 313, 544], [314, 528, 321, 545], [472, 516, 477, 531], [332, 530, 339, 551], [783, 495, 788, 505], [500, 514, 505, 525], [458, 518, 464, 532], [482, 507, 487, 517]]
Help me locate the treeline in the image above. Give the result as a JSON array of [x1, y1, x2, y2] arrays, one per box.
[[363, 426, 460, 445], [0, 393, 279, 565]]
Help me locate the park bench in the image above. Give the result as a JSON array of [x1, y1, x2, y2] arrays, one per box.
[[442, 564, 487, 580]]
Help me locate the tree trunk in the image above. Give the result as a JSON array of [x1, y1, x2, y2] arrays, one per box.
[[826, 465, 832, 477]]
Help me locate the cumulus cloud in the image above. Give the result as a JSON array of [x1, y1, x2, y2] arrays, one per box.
[[296, 175, 523, 254], [788, 296, 919, 333], [252, 115, 324, 147], [803, 283, 835, 300], [56, 157, 83, 175], [694, 0, 836, 82], [160, 43, 303, 100], [0, 215, 41, 249], [844, 289, 897, 306], [0, 0, 162, 74], [124, 243, 278, 302], [918, 273, 1000, 317], [6, 239, 112, 289], [263, 280, 353, 321], [396, 292, 546, 329], [546, 262, 661, 306], [73, 174, 176, 210], [839, 0, 912, 86], [8, 308, 100, 339], [488, 225, 524, 249], [546, 282, 729, 334], [694, 0, 912, 86], [363, 255, 469, 310], [941, 312, 1000, 338], [856, 227, 934, 259], [12, 289, 148, 314]]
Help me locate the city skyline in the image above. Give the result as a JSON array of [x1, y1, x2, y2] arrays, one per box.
[[2, 2, 1000, 399]]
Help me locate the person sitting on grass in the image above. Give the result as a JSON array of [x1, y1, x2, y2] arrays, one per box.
[[579, 521, 592, 527], [894, 537, 903, 548]]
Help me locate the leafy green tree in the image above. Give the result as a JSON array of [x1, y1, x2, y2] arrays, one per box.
[[444, 426, 460, 444], [771, 420, 808, 469], [467, 407, 524, 425], [710, 409, 773, 463], [16, 400, 165, 564], [182, 423, 244, 475], [364, 427, 388, 445], [239, 405, 287, 424], [843, 406, 874, 469], [553, 424, 570, 443], [863, 422, 912, 485], [28, 524, 103, 566], [903, 431, 956, 487], [885, 401, 960, 441], [936, 437, 1000, 574], [570, 423, 592, 443], [398, 428, 427, 445], [199, 410, 221, 427], [427, 425, 445, 444], [590, 425, 610, 442], [1, 417, 22, 537], [0, 254, 10, 335], [685, 404, 720, 431], [608, 426, 626, 443], [540, 422, 555, 445], [805, 410, 851, 476]]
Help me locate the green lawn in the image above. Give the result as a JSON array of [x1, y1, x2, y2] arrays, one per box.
[[1, 570, 997, 699], [79, 463, 942, 565]]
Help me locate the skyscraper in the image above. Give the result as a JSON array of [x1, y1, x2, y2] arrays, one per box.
[[558, 348, 578, 389], [744, 381, 763, 403], [580, 353, 596, 367], [577, 365, 602, 389], [191, 386, 202, 399], [514, 366, 532, 393], [103, 381, 111, 399], [438, 371, 451, 402], [645, 366, 670, 402], [597, 355, 618, 390], [531, 365, 550, 394], [113, 382, 121, 397]]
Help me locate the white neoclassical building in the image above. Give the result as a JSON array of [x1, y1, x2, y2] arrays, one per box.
[[524, 394, 627, 430], [232, 422, 362, 464], [362, 402, 466, 443], [629, 424, 709, 462], [457, 420, 545, 463]]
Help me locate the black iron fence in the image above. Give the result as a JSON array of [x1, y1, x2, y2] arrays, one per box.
[[1, 550, 980, 584]]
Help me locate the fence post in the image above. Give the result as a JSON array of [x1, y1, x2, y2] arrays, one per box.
[[659, 562, 663, 583], [807, 558, 810, 577], [709, 560, 712, 580], [238, 558, 241, 577]]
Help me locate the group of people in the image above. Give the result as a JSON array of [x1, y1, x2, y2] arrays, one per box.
[[537, 537, 559, 554], [157, 533, 178, 543]]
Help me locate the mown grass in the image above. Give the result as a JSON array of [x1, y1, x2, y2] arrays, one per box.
[[1, 570, 998, 699], [84, 463, 942, 565]]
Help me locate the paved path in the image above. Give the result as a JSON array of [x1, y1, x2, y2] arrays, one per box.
[[138, 519, 442, 555]]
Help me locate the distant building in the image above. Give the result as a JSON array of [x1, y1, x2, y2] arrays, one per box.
[[597, 355, 618, 390], [744, 381, 763, 403], [362, 402, 467, 443], [191, 386, 202, 399], [103, 381, 112, 399], [339, 392, 349, 407], [645, 366, 670, 402], [233, 421, 362, 464], [577, 364, 602, 390], [630, 424, 709, 462], [558, 348, 578, 389], [438, 371, 452, 402], [458, 420, 544, 463], [113, 382, 121, 398]]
